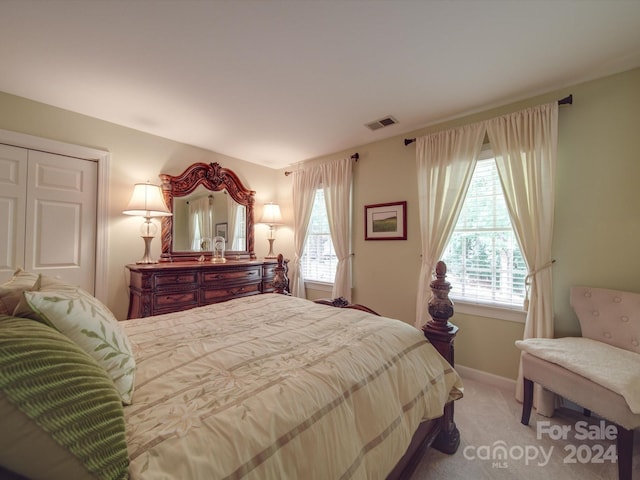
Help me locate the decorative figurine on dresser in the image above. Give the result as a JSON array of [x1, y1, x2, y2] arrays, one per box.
[[126, 162, 286, 319]]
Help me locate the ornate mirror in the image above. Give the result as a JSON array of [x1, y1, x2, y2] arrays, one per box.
[[159, 162, 255, 261]]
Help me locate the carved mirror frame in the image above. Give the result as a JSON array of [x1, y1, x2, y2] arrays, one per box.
[[159, 162, 256, 261]]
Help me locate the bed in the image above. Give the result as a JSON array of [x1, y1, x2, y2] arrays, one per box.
[[0, 260, 463, 480]]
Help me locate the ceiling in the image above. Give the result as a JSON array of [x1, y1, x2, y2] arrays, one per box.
[[2, 1, 640, 170]]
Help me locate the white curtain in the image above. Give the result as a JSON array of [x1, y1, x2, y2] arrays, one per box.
[[290, 167, 322, 298], [486, 102, 558, 415], [321, 158, 353, 301], [226, 195, 241, 250], [188, 196, 212, 250], [415, 124, 485, 327]]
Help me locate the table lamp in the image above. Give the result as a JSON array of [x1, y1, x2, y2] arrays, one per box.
[[123, 182, 172, 263]]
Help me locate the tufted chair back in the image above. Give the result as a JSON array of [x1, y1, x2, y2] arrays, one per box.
[[570, 286, 640, 354]]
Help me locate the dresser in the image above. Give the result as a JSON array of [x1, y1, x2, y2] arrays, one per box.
[[126, 260, 282, 319]]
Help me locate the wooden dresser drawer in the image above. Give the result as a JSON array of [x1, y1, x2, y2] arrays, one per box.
[[201, 283, 261, 304], [154, 290, 199, 311], [154, 272, 198, 288], [262, 279, 276, 293], [202, 267, 261, 284], [262, 263, 277, 278]]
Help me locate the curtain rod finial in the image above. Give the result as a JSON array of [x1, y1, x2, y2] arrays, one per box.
[[558, 94, 573, 105]]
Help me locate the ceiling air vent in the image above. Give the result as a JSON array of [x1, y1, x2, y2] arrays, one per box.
[[365, 115, 398, 131]]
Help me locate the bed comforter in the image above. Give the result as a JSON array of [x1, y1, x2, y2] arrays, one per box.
[[122, 294, 463, 479]]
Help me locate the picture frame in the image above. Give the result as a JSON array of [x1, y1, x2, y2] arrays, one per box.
[[364, 201, 407, 240], [215, 223, 228, 242]]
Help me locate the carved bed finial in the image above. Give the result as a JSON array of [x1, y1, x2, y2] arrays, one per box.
[[272, 254, 290, 295], [426, 260, 455, 332], [422, 262, 458, 364]]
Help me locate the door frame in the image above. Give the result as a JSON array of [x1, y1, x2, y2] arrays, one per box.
[[0, 128, 109, 302]]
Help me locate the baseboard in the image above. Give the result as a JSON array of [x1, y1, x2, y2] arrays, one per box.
[[455, 364, 516, 392]]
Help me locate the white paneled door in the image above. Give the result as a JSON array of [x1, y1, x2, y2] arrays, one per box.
[[0, 144, 98, 293], [0, 145, 27, 282]]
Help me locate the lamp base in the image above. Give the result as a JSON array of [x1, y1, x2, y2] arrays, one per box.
[[265, 238, 277, 259], [136, 236, 158, 264]]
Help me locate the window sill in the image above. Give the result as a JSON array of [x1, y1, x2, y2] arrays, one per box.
[[451, 299, 526, 324], [304, 280, 334, 293]]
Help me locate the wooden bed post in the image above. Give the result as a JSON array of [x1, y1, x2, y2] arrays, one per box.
[[272, 254, 290, 295], [422, 260, 460, 454]]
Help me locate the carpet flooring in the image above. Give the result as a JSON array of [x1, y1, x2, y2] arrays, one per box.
[[411, 375, 639, 480]]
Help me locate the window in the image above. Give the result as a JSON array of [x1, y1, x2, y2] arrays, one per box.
[[441, 156, 527, 309], [301, 189, 338, 284], [188, 198, 213, 251], [231, 207, 246, 251]]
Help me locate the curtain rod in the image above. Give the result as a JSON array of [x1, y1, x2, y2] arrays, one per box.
[[284, 152, 359, 176], [403, 94, 573, 146]]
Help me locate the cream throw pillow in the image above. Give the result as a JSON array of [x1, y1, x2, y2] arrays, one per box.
[[1, 268, 38, 289], [15, 286, 136, 404], [0, 269, 39, 315]]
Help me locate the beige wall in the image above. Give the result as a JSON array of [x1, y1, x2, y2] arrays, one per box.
[[277, 67, 640, 380], [2, 66, 639, 381], [0, 92, 280, 320]]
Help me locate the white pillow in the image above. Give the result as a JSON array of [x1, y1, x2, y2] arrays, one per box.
[[15, 287, 136, 404]]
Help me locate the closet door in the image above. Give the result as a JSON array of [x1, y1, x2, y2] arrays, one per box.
[[0, 144, 28, 280], [0, 146, 98, 293], [25, 150, 98, 292]]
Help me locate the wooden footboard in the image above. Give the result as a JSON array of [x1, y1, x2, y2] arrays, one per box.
[[386, 417, 444, 480]]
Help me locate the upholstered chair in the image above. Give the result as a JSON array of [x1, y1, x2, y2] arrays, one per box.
[[517, 286, 640, 480]]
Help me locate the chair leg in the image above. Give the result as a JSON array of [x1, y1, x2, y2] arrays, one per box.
[[617, 426, 633, 480], [521, 378, 534, 425]]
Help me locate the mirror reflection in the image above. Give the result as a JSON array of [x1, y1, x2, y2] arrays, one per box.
[[160, 162, 255, 260], [172, 186, 247, 252]]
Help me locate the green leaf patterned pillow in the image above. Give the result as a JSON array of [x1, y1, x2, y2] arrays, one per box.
[[0, 316, 129, 479], [15, 287, 136, 404]]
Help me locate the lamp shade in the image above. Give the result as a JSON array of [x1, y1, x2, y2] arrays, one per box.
[[122, 182, 172, 217], [258, 203, 283, 226]]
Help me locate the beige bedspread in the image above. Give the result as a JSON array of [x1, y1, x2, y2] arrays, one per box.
[[122, 294, 463, 479]]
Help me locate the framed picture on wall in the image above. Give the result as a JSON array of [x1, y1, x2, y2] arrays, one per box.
[[215, 223, 228, 242], [364, 201, 407, 240]]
